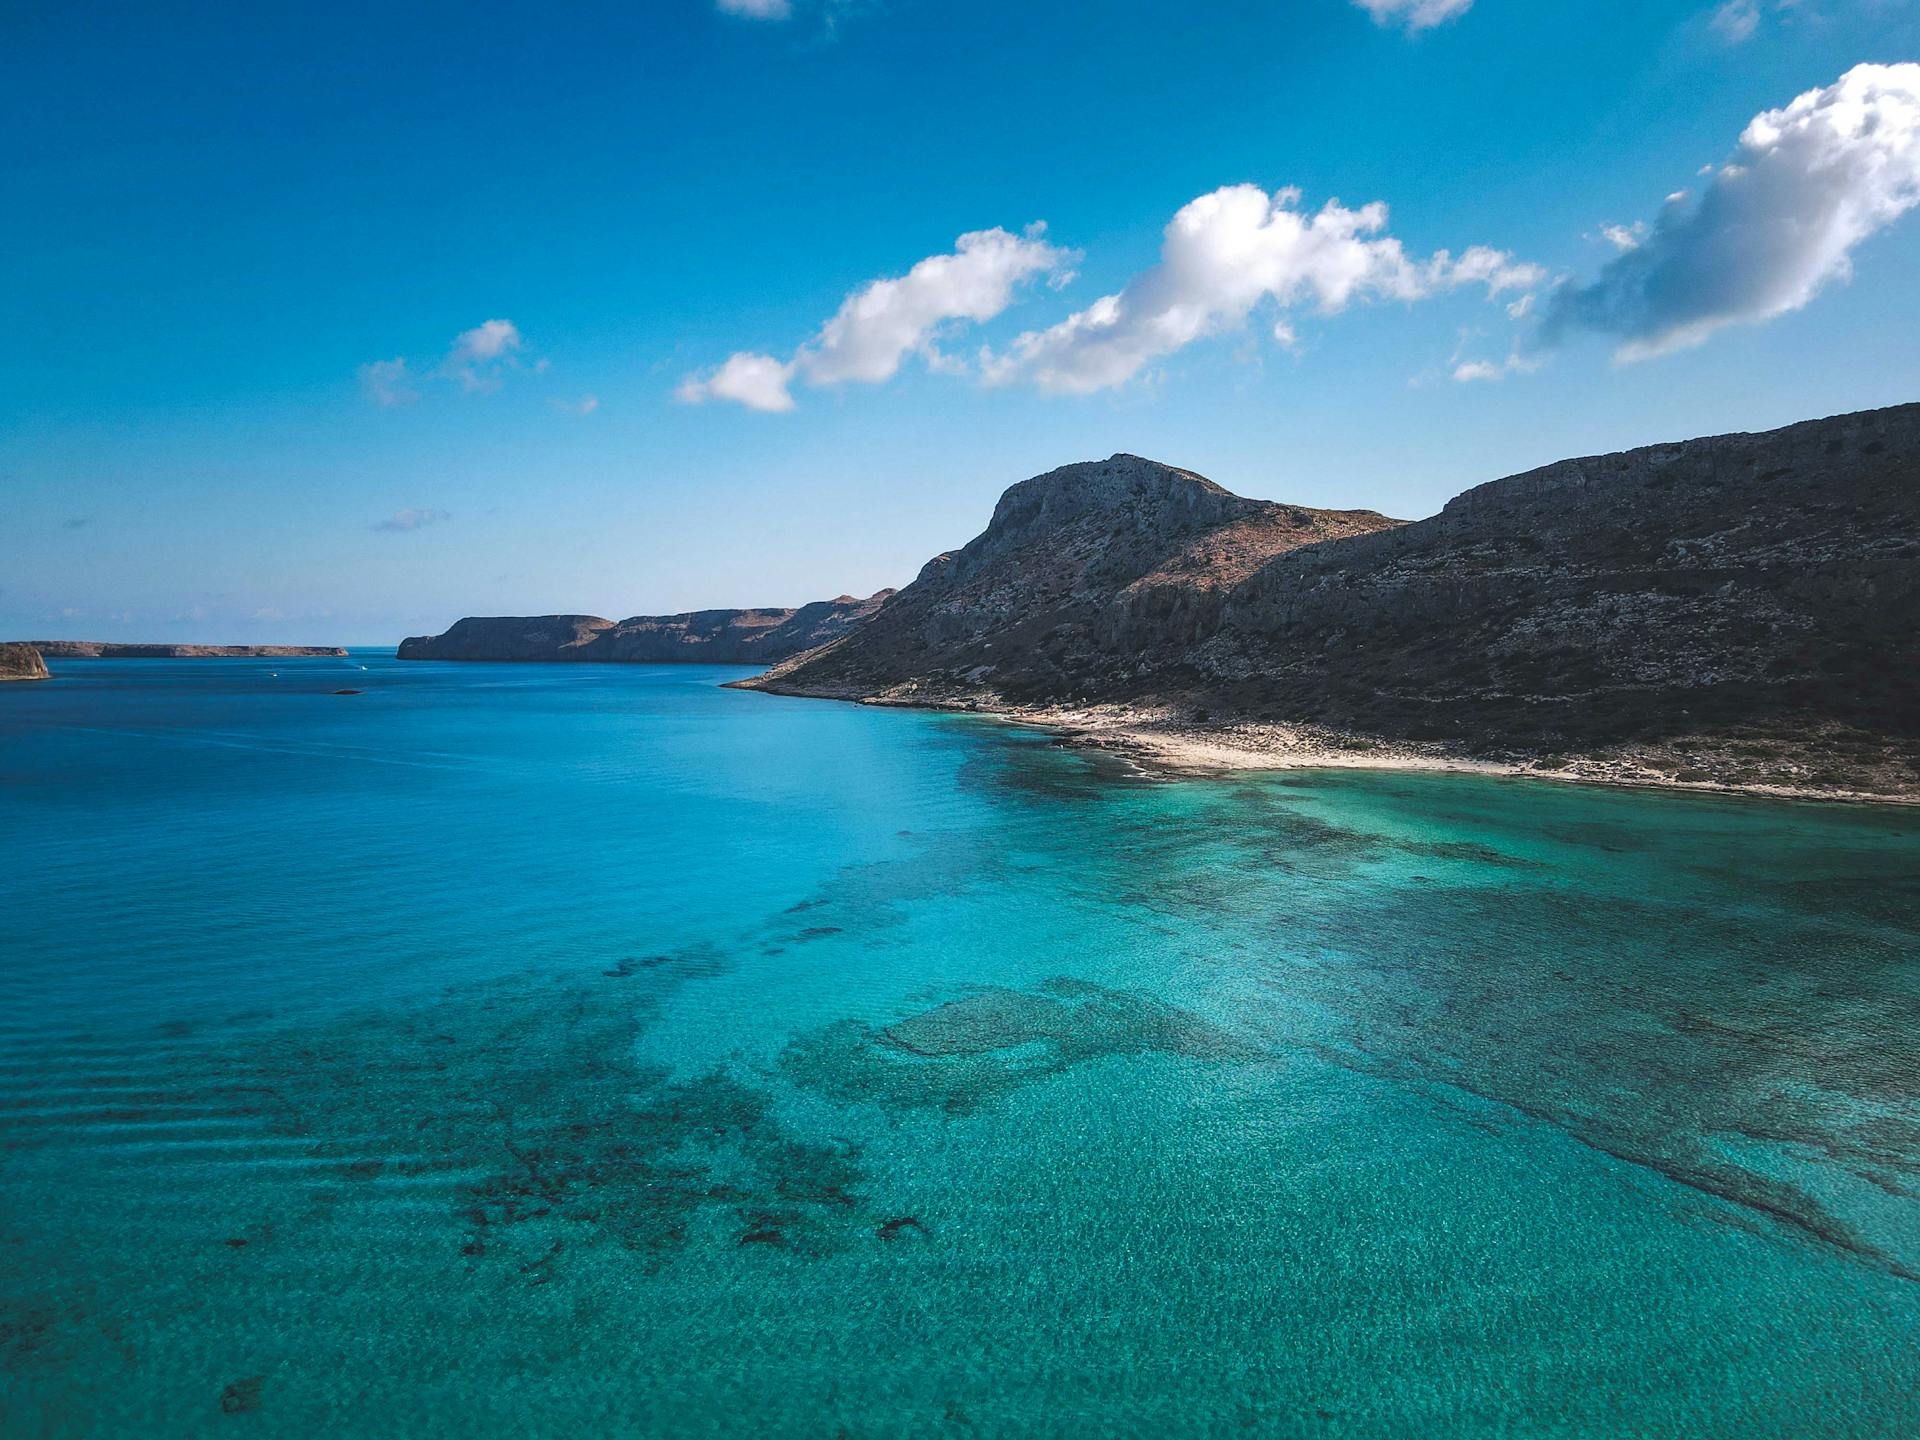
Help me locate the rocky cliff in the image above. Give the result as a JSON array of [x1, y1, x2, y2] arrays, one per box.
[[28, 642, 348, 658], [745, 406, 1920, 796], [399, 591, 894, 664], [0, 643, 49, 681]]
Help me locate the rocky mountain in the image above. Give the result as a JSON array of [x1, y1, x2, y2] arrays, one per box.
[[745, 405, 1920, 796], [399, 591, 894, 664], [28, 642, 348, 658], [740, 455, 1399, 700], [0, 643, 49, 681]]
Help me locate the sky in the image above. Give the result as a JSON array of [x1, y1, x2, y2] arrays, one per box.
[[4, 0, 1919, 644]]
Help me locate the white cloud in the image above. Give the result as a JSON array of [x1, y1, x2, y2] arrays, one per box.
[[677, 352, 798, 413], [1600, 221, 1649, 252], [1451, 352, 1541, 383], [1544, 63, 1920, 361], [554, 394, 600, 416], [444, 318, 523, 391], [678, 226, 1070, 411], [361, 319, 534, 404], [359, 357, 418, 408], [1353, 0, 1475, 33], [984, 185, 1541, 395], [374, 508, 452, 533], [717, 0, 791, 16]]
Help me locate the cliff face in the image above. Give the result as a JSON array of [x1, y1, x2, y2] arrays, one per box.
[[398, 591, 894, 664], [746, 406, 1920, 794], [0, 643, 49, 681], [745, 455, 1399, 700], [27, 643, 348, 658]]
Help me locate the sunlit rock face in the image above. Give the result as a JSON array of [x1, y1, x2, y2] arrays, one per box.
[[0, 643, 48, 680]]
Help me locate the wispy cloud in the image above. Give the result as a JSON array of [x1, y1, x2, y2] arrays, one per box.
[[716, 0, 791, 16], [553, 393, 600, 417], [1544, 62, 1920, 361], [359, 356, 420, 408], [983, 185, 1541, 395], [442, 319, 523, 393], [1352, 0, 1475, 33], [373, 508, 452, 533], [361, 320, 531, 406], [677, 226, 1072, 412]]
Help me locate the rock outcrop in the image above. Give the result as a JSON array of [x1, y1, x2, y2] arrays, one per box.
[[27, 642, 348, 658], [399, 591, 894, 664], [745, 406, 1920, 796], [0, 643, 49, 681]]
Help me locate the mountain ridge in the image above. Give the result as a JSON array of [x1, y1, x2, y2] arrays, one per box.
[[743, 405, 1920, 799]]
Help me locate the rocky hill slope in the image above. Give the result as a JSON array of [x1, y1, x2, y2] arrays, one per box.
[[740, 455, 1399, 700], [745, 406, 1920, 798], [0, 643, 49, 681], [399, 591, 893, 664], [28, 642, 347, 658]]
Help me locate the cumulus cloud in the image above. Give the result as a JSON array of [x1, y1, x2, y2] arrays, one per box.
[[717, 0, 791, 16], [1353, 0, 1475, 32], [678, 226, 1071, 411], [373, 508, 451, 533], [984, 185, 1542, 395], [1544, 63, 1920, 361]]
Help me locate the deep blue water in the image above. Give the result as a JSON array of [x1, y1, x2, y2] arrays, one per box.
[[1, 653, 1916, 1437]]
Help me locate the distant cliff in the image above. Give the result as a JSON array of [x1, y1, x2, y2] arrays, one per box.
[[399, 591, 894, 664], [26, 642, 348, 658], [744, 405, 1920, 797], [0, 643, 49, 681]]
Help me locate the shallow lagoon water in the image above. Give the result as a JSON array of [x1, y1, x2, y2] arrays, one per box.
[[1, 655, 1916, 1437]]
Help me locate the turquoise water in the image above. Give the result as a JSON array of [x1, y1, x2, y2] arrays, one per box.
[[1, 655, 1916, 1438]]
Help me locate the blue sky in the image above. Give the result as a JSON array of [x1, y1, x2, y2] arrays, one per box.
[[5, 0, 1918, 643]]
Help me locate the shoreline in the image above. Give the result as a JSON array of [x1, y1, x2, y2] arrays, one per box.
[[742, 681, 1920, 807]]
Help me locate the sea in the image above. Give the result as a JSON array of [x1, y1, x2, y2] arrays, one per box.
[[1, 652, 1915, 1438]]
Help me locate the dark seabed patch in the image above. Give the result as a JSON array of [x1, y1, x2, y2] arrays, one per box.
[[783, 978, 1265, 1115]]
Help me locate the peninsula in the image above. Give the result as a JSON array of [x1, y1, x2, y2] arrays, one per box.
[[399, 591, 893, 664], [741, 404, 1919, 801], [26, 642, 349, 658]]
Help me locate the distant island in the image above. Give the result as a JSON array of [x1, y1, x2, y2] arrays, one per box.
[[398, 592, 892, 664], [26, 642, 349, 659]]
